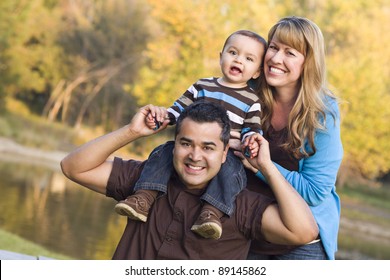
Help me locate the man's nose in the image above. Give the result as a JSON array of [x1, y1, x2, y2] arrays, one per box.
[[189, 147, 202, 161]]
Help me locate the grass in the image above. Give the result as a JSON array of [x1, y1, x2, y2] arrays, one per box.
[[0, 98, 83, 152], [0, 229, 71, 260], [339, 183, 390, 210], [337, 183, 390, 260], [338, 232, 390, 260]]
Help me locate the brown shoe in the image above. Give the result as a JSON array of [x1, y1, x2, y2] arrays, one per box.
[[191, 206, 223, 240], [114, 190, 157, 222]]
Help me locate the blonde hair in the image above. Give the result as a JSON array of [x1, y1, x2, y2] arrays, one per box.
[[260, 16, 337, 158]]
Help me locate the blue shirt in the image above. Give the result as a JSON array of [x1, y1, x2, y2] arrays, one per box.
[[256, 97, 343, 259]]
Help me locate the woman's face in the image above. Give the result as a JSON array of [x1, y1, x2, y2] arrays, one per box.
[[264, 37, 305, 93]]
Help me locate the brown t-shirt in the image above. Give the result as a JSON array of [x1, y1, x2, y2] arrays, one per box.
[[106, 157, 275, 260]]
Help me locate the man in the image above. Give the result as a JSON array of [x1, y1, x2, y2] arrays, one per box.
[[61, 101, 318, 259]]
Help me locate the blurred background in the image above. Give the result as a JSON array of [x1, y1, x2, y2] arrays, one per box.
[[0, 0, 389, 260]]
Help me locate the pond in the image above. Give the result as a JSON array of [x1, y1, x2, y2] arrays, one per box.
[[0, 157, 126, 260]]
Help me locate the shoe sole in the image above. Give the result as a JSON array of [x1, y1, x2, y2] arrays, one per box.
[[114, 203, 147, 222], [191, 222, 222, 240]]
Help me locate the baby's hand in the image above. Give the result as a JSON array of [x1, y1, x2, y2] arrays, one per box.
[[143, 104, 169, 131], [145, 113, 157, 129], [242, 134, 260, 158]]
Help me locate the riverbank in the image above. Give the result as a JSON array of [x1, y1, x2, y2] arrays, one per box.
[[0, 136, 135, 171], [0, 229, 70, 260], [0, 137, 67, 171]]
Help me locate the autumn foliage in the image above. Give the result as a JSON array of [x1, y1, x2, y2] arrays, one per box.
[[0, 0, 389, 180]]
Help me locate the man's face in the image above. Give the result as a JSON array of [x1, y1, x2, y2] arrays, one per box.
[[173, 118, 229, 190]]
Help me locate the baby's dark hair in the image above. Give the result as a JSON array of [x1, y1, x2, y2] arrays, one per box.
[[221, 30, 267, 53], [175, 101, 231, 148]]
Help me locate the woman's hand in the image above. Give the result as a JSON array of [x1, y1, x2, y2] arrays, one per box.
[[234, 149, 258, 173]]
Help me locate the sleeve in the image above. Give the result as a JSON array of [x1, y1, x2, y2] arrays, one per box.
[[241, 100, 263, 141], [255, 99, 343, 206], [166, 81, 200, 125], [236, 190, 275, 240], [106, 157, 146, 201]]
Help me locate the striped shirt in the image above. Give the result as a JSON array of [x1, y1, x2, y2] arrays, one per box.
[[167, 77, 262, 140]]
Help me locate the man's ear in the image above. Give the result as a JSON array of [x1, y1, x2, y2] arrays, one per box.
[[221, 143, 229, 164]]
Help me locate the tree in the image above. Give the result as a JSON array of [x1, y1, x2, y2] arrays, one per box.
[[319, 0, 390, 179], [0, 0, 64, 113], [42, 0, 152, 129]]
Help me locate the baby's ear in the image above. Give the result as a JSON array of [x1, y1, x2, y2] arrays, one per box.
[[252, 68, 262, 79]]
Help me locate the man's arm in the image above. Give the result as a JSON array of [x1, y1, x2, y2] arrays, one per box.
[[244, 133, 319, 245], [60, 105, 168, 194]]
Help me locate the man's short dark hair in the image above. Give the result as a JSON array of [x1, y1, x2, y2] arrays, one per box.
[[175, 101, 231, 148]]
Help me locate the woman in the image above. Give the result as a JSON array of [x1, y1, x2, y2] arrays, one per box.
[[243, 16, 343, 260]]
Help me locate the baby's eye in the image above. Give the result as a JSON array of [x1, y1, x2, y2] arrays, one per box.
[[247, 57, 254, 62], [229, 50, 237, 55]]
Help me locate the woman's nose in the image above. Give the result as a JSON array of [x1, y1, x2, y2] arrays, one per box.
[[269, 50, 283, 63]]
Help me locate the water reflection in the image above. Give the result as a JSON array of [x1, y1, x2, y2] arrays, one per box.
[[0, 159, 126, 260]]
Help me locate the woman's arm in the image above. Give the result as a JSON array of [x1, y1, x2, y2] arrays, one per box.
[[246, 134, 319, 245]]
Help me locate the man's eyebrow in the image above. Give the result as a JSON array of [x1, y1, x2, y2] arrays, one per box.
[[202, 141, 217, 147], [179, 137, 217, 147], [179, 136, 192, 142]]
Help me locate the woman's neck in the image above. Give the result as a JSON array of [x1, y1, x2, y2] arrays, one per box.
[[273, 86, 298, 105], [271, 88, 298, 130]]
